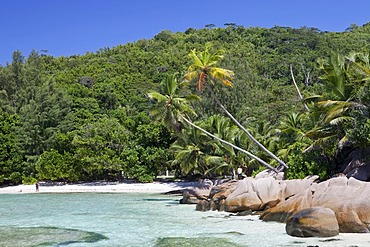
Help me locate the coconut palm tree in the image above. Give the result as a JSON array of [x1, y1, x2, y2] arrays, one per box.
[[204, 115, 249, 177], [181, 116, 278, 172], [184, 43, 234, 91], [170, 127, 209, 175], [147, 73, 200, 132], [148, 73, 279, 174], [304, 53, 368, 149], [183, 44, 288, 170]]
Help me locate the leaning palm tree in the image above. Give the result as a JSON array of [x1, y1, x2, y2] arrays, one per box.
[[148, 73, 279, 173], [147, 73, 199, 132], [183, 44, 288, 170], [170, 125, 224, 176]]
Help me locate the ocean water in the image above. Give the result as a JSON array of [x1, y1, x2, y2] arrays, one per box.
[[1, 193, 370, 247]]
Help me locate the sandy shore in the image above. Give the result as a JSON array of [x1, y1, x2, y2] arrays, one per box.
[[0, 181, 199, 194]]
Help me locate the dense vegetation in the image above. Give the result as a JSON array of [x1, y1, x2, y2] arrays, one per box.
[[1, 23, 370, 184]]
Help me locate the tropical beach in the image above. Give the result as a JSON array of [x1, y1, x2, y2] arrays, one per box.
[[0, 181, 198, 194], [2, 1, 370, 246]]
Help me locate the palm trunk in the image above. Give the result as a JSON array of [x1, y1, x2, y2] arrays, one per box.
[[208, 88, 288, 170], [181, 116, 279, 173], [290, 64, 309, 111]]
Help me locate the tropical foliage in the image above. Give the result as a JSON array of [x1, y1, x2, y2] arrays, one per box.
[[1, 22, 370, 184]]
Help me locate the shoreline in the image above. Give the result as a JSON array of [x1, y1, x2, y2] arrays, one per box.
[[0, 181, 199, 194]]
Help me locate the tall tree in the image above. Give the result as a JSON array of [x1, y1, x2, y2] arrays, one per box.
[[305, 53, 367, 149], [148, 73, 279, 173], [184, 44, 288, 170], [0, 110, 22, 184], [148, 73, 200, 132]]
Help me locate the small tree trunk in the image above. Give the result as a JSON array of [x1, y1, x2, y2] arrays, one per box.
[[181, 116, 279, 173], [290, 64, 309, 111], [207, 87, 288, 169]]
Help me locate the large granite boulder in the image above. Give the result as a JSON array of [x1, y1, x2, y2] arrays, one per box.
[[286, 207, 339, 237], [260, 188, 313, 222], [282, 175, 319, 199], [311, 177, 370, 233], [208, 180, 238, 211], [254, 169, 284, 180], [224, 177, 284, 212], [261, 177, 370, 234], [223, 176, 318, 213], [181, 179, 236, 207], [195, 180, 238, 211], [253, 177, 285, 209], [180, 183, 212, 204]]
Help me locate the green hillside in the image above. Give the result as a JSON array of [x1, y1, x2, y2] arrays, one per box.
[[1, 23, 370, 184]]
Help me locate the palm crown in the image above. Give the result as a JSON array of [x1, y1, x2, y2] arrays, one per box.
[[147, 73, 200, 132], [184, 44, 234, 91]]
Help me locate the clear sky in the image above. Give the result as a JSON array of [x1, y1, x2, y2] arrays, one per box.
[[1, 0, 370, 66]]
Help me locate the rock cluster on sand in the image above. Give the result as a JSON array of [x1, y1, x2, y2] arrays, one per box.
[[260, 176, 370, 235], [181, 175, 370, 237], [285, 207, 339, 237]]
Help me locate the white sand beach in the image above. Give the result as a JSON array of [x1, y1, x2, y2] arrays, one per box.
[[0, 181, 198, 194]]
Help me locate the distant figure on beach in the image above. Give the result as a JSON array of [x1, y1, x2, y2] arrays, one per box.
[[237, 167, 243, 180], [35, 182, 39, 192]]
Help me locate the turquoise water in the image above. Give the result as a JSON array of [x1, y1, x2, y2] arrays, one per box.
[[1, 193, 370, 246]]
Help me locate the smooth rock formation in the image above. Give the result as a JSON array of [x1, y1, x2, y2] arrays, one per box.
[[260, 188, 313, 222], [180, 183, 212, 204], [181, 179, 237, 209], [311, 177, 370, 233], [254, 169, 284, 180], [261, 177, 370, 234], [285, 207, 339, 237], [223, 178, 259, 212], [283, 175, 319, 199], [224, 176, 317, 213], [208, 180, 238, 211]]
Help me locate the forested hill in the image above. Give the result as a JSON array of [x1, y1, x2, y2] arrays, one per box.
[[1, 23, 370, 184]]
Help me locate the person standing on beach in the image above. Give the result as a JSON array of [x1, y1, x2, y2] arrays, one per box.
[[35, 182, 39, 192], [237, 167, 243, 180]]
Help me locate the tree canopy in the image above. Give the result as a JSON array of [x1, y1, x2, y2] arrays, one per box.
[[1, 23, 370, 184]]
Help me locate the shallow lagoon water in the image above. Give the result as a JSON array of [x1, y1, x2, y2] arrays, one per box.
[[1, 193, 370, 246]]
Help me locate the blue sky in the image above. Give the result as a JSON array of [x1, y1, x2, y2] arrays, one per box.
[[1, 0, 370, 66]]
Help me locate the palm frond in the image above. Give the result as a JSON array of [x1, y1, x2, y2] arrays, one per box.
[[185, 94, 201, 102], [304, 94, 322, 102], [183, 70, 199, 82], [329, 116, 354, 126], [147, 91, 167, 102], [204, 162, 230, 175], [188, 49, 204, 67]]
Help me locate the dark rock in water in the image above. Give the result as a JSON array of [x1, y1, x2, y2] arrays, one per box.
[[155, 237, 242, 247], [319, 238, 341, 242], [181, 179, 237, 208], [235, 210, 253, 216], [196, 199, 211, 211], [0, 226, 108, 247], [285, 207, 339, 237], [163, 189, 183, 195], [180, 183, 212, 204], [225, 231, 245, 236]]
